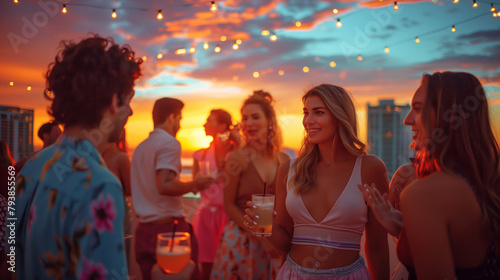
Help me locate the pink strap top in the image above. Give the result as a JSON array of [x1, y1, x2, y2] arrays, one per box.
[[285, 156, 367, 251]]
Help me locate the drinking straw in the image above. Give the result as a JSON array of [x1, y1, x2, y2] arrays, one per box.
[[263, 182, 267, 196], [169, 220, 178, 252]]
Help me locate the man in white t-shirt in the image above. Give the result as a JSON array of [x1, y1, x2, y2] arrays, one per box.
[[131, 97, 213, 280]]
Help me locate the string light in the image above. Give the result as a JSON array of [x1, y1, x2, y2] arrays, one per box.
[[27, 86, 31, 91], [357, 55, 363, 61], [295, 21, 301, 27], [142, 56, 147, 61], [232, 42, 239, 50], [157, 53, 163, 59], [9, 82, 14, 86], [214, 45, 221, 53], [473, 0, 478, 8], [253, 72, 259, 78], [384, 47, 390, 53], [494, 12, 498, 17], [236, 39, 242, 45], [453, 0, 459, 3], [333, 8, 338, 14], [13, 0, 18, 3], [203, 42, 209, 49], [210, 1, 217, 12], [62, 4, 67, 14], [175, 48, 187, 55], [394, 2, 399, 11], [157, 10, 163, 20], [330, 61, 336, 67], [261, 30, 270, 36], [190, 46, 196, 53], [491, 4, 496, 12], [336, 19, 342, 28], [278, 70, 284, 75], [270, 34, 277, 41], [451, 25, 456, 32], [111, 9, 117, 18], [220, 35, 227, 42], [415, 37, 420, 43], [302, 67, 309, 73]]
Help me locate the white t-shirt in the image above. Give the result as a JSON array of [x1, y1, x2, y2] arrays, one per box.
[[131, 128, 185, 223]]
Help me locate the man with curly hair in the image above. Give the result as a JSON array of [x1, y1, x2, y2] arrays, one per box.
[[14, 35, 141, 279]]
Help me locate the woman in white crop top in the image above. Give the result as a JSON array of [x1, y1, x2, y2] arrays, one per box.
[[244, 84, 390, 279]]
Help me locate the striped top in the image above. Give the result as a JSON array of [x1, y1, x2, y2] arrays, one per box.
[[285, 156, 367, 251]]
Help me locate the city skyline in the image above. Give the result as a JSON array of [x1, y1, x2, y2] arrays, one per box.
[[1, 0, 499, 157]]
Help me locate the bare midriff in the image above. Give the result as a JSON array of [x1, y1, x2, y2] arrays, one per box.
[[289, 244, 360, 269]]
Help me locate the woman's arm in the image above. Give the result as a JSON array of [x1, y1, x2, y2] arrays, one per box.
[[222, 152, 253, 233], [362, 155, 390, 280], [400, 178, 455, 279], [192, 158, 200, 180]]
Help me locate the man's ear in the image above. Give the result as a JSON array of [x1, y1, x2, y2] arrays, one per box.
[[110, 94, 119, 114], [166, 113, 175, 124]]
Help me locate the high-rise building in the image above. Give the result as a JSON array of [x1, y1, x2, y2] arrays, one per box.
[[0, 105, 34, 161], [367, 99, 412, 178]]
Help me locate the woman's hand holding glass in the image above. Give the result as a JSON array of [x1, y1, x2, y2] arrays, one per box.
[[358, 183, 403, 237]]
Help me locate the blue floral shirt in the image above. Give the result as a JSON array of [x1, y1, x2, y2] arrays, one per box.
[[15, 135, 127, 279]]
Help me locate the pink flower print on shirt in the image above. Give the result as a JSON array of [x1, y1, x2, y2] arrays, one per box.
[[80, 258, 108, 280], [28, 204, 36, 234], [90, 193, 116, 233]]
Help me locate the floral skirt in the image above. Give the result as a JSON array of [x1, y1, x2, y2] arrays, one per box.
[[210, 220, 283, 280]]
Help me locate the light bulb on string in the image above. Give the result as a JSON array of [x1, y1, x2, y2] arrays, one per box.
[[333, 8, 338, 14], [14, 0, 18, 3], [270, 34, 277, 41], [111, 9, 117, 18], [190, 46, 196, 53], [295, 21, 301, 27], [357, 55, 363, 61], [453, 0, 459, 3], [473, 0, 478, 8], [451, 25, 456, 32], [27, 86, 31, 91], [494, 12, 498, 17], [210, 1, 217, 12], [491, 4, 496, 12], [330, 61, 336, 68], [220, 35, 227, 42], [62, 4, 67, 14], [157, 10, 163, 20], [384, 47, 390, 53], [232, 42, 239, 50], [175, 48, 187, 55], [336, 19, 342, 28], [261, 30, 270, 36], [394, 2, 399, 11], [236, 39, 242, 45], [415, 37, 420, 43], [214, 45, 221, 53], [203, 42, 209, 49], [9, 82, 14, 86], [157, 53, 163, 59]]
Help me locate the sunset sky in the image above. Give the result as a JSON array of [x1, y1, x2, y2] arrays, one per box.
[[1, 0, 499, 160]]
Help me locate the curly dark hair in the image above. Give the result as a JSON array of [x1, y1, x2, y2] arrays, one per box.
[[44, 35, 142, 128]]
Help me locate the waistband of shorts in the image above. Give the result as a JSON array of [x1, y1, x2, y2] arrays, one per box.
[[285, 254, 366, 277], [141, 217, 185, 225]]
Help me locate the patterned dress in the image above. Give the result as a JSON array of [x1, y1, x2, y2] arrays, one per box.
[[15, 135, 127, 279]]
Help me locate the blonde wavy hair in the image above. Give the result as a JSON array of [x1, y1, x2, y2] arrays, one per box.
[[291, 84, 366, 194], [415, 72, 500, 241]]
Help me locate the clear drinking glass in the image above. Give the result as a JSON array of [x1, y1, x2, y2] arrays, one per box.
[[156, 232, 191, 274], [252, 194, 275, 237]]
